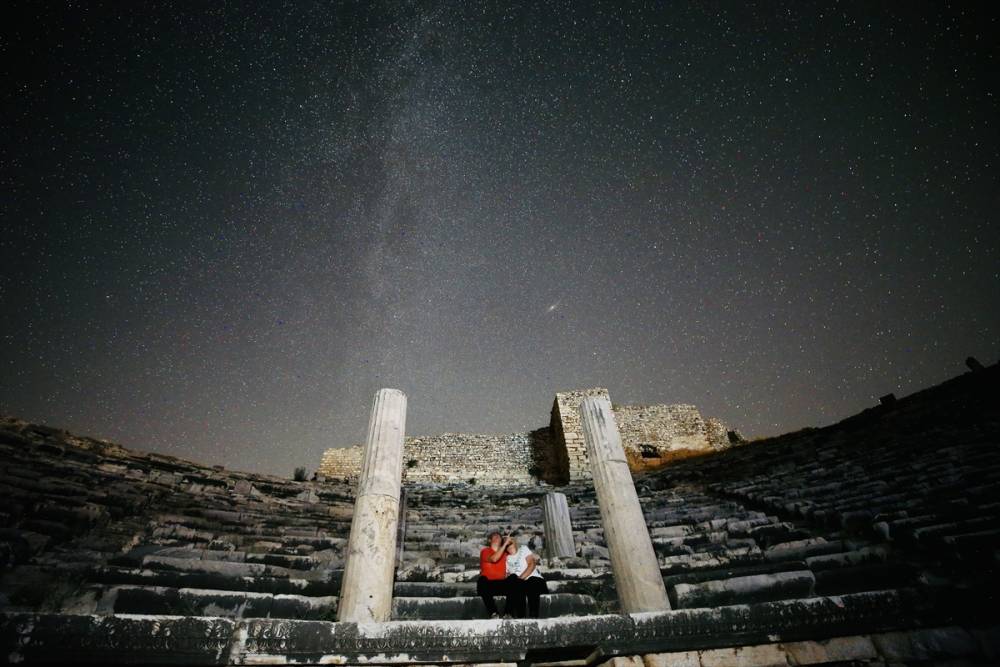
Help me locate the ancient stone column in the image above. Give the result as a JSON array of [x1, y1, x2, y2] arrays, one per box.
[[338, 388, 407, 623], [579, 395, 670, 613], [543, 492, 576, 558]]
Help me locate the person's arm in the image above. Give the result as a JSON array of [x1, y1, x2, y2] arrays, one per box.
[[487, 536, 512, 563], [519, 552, 538, 579]]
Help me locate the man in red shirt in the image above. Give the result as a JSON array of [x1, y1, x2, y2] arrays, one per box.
[[477, 531, 511, 618]]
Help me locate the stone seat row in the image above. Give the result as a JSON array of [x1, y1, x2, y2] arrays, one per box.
[[27, 486, 904, 620], [44, 549, 912, 622], [53, 581, 602, 621]]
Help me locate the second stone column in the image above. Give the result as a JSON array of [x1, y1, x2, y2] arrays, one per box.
[[543, 492, 576, 558]]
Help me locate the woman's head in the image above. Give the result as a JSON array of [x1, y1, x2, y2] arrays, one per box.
[[505, 537, 518, 554], [486, 531, 501, 547]]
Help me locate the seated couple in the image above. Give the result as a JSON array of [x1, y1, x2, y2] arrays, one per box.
[[477, 531, 548, 618]]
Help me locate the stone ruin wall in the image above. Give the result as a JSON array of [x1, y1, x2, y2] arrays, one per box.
[[612, 403, 732, 472], [319, 388, 734, 486], [402, 433, 539, 485], [549, 388, 611, 482], [550, 389, 733, 480], [318, 444, 363, 480], [319, 432, 551, 486]]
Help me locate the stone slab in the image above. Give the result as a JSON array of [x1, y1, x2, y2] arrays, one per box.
[[2, 588, 982, 664]]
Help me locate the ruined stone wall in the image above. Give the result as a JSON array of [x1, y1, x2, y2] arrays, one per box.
[[318, 444, 363, 481], [318, 432, 547, 486], [318, 389, 733, 485], [550, 388, 611, 482], [548, 390, 735, 479], [401, 433, 537, 485], [612, 403, 731, 471], [614, 404, 729, 453], [704, 417, 732, 450]]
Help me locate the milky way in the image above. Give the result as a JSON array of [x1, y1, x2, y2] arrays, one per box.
[[2, 2, 998, 475]]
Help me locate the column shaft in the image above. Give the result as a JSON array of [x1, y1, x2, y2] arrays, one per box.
[[579, 395, 670, 613], [542, 492, 575, 558], [338, 388, 407, 623]]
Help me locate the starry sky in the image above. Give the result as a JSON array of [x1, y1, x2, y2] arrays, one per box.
[[2, 2, 998, 476]]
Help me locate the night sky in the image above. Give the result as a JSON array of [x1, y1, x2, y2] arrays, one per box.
[[2, 2, 998, 476]]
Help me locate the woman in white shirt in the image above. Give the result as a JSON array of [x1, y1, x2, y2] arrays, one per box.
[[503, 537, 548, 618]]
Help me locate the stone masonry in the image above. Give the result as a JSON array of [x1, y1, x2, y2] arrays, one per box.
[[613, 403, 732, 471], [553, 389, 734, 481], [319, 389, 735, 485], [550, 388, 612, 482], [320, 433, 540, 486]]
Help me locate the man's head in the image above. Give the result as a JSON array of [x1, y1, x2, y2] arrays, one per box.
[[487, 531, 501, 547]]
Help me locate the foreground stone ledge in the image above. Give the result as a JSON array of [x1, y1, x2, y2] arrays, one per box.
[[598, 625, 999, 667], [1, 613, 236, 664], [3, 588, 986, 664]]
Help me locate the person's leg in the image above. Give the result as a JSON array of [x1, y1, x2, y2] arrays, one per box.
[[489, 578, 508, 615], [526, 577, 548, 618], [477, 575, 499, 616], [504, 575, 525, 617]]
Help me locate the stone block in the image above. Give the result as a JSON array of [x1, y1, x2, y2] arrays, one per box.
[[805, 546, 888, 570], [871, 626, 980, 661], [642, 650, 700, 666], [764, 538, 842, 561], [596, 657, 644, 667], [2, 613, 236, 664], [781, 635, 878, 664], [270, 594, 338, 620], [650, 526, 692, 538], [698, 643, 789, 667], [672, 570, 815, 609]]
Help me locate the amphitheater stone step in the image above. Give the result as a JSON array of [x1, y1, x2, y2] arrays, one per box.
[[669, 569, 817, 609], [392, 593, 599, 620], [88, 565, 342, 596]]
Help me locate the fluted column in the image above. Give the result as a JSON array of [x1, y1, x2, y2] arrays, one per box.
[[579, 395, 670, 613], [338, 388, 408, 623], [543, 492, 575, 558]]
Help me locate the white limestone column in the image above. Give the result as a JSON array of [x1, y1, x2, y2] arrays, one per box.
[[579, 395, 670, 613], [542, 492, 576, 558], [338, 388, 407, 623]]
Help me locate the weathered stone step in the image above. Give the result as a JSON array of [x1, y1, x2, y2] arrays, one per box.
[[88, 565, 341, 596], [16, 519, 79, 541], [669, 569, 817, 609], [391, 593, 599, 620], [662, 558, 809, 590], [123, 546, 332, 571], [140, 554, 325, 579], [805, 545, 889, 570], [813, 562, 915, 596], [93, 584, 337, 619], [942, 527, 1000, 549], [764, 538, 846, 562], [911, 515, 1000, 543], [392, 577, 608, 599]]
